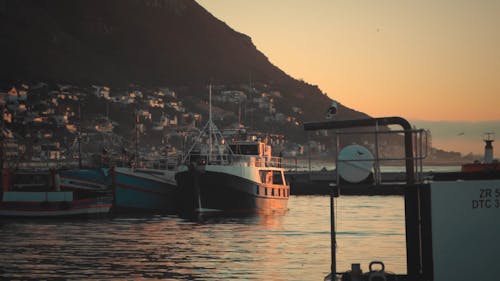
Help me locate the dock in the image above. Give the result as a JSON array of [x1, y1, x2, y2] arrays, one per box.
[[286, 169, 500, 195]]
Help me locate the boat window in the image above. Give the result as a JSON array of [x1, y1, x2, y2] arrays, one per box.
[[265, 188, 268, 196], [271, 188, 275, 196], [260, 170, 273, 184], [278, 189, 281, 196], [229, 144, 259, 155], [272, 171, 283, 185]]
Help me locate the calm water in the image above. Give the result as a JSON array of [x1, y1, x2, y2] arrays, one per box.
[[0, 196, 406, 280]]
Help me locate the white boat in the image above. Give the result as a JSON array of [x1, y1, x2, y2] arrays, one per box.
[[175, 86, 289, 213]]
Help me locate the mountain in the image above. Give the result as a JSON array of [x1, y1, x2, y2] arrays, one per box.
[[0, 0, 368, 122]]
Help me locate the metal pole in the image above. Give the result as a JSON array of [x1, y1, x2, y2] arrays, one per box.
[[304, 117, 415, 185], [0, 105, 4, 170], [135, 110, 139, 167], [331, 132, 339, 279], [374, 121, 381, 184], [78, 102, 82, 169], [209, 84, 212, 162], [330, 187, 336, 279]]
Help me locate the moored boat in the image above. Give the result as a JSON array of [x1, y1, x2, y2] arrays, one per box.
[[175, 86, 289, 213], [176, 141, 290, 213], [1, 169, 111, 217], [57, 164, 178, 213], [0, 192, 112, 217], [112, 166, 177, 212], [59, 168, 111, 192]]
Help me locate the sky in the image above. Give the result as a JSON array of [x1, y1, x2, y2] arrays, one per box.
[[197, 0, 500, 156]]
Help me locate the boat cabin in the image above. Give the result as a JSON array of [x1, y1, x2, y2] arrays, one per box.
[[229, 141, 272, 159]]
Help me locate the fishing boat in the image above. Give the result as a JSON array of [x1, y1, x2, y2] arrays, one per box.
[[59, 168, 111, 192], [175, 86, 289, 213], [108, 109, 179, 212], [112, 164, 177, 212], [58, 164, 178, 213], [0, 168, 111, 217], [58, 107, 179, 213], [304, 116, 500, 281]]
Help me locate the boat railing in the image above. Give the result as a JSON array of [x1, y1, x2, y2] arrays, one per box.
[[305, 117, 430, 185], [183, 153, 284, 168], [135, 155, 181, 170]]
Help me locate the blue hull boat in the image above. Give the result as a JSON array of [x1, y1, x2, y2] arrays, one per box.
[[112, 167, 177, 212], [59, 168, 111, 192]]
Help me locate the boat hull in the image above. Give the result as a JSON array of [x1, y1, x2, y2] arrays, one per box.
[[0, 196, 112, 217], [59, 168, 111, 192], [175, 167, 289, 213], [461, 163, 500, 173], [113, 167, 177, 212]]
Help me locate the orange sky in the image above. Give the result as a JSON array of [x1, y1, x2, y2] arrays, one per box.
[[197, 0, 500, 122]]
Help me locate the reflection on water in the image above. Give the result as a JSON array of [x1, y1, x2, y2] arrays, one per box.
[[335, 196, 407, 274], [0, 196, 406, 280]]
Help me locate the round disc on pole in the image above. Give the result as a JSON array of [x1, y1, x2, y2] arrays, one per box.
[[337, 144, 374, 183]]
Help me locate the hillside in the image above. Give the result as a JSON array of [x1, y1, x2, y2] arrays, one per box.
[[0, 0, 368, 123]]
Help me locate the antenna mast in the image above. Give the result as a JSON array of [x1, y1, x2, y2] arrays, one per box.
[[208, 84, 213, 162], [78, 102, 82, 168]]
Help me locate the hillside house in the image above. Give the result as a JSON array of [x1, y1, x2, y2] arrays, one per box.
[[51, 115, 68, 127], [148, 97, 164, 108], [0, 92, 6, 106], [253, 93, 275, 114], [2, 110, 12, 123], [129, 90, 143, 99], [18, 90, 28, 102], [167, 115, 178, 126], [275, 113, 285, 122], [292, 106, 303, 114], [92, 85, 111, 99], [181, 112, 202, 127], [269, 91, 282, 98], [158, 88, 176, 98], [34, 142, 61, 160], [167, 101, 185, 112], [57, 84, 73, 91], [94, 117, 117, 133], [217, 90, 247, 103], [152, 115, 169, 131], [137, 109, 152, 120], [112, 95, 134, 105], [6, 87, 19, 102], [2, 138, 21, 160]]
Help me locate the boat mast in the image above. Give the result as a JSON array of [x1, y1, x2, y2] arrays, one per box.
[[78, 102, 82, 169], [209, 84, 213, 162], [135, 110, 139, 167], [0, 105, 4, 170]]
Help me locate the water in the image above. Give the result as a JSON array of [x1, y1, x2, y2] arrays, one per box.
[[0, 196, 406, 280]]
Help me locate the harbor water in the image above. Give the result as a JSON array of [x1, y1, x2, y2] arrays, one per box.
[[0, 196, 406, 280]]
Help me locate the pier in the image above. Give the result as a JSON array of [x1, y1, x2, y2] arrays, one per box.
[[287, 169, 500, 195]]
